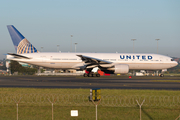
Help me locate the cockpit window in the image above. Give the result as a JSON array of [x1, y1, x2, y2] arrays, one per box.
[[171, 59, 174, 61]]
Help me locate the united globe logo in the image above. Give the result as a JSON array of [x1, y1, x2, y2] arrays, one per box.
[[17, 39, 38, 54]]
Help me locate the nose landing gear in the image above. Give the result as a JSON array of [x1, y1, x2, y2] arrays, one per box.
[[160, 74, 164, 77]]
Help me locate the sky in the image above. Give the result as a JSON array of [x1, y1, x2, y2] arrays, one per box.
[[0, 0, 180, 59]]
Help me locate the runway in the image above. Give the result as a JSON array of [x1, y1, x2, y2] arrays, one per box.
[[0, 76, 180, 90]]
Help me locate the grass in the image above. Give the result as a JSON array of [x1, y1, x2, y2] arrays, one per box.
[[0, 88, 180, 120], [1, 87, 180, 96], [164, 73, 180, 76]]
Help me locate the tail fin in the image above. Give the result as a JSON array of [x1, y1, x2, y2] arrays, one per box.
[[7, 25, 39, 54]]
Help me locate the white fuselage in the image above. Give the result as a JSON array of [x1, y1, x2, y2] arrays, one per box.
[[6, 52, 178, 70]]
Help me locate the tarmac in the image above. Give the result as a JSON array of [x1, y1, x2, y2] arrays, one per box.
[[0, 75, 180, 90]]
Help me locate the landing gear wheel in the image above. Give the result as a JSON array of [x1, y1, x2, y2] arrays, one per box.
[[96, 74, 100, 77], [88, 73, 93, 77], [160, 74, 164, 77], [83, 73, 88, 77]]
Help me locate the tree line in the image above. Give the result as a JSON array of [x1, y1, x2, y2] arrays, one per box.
[[166, 64, 180, 73], [9, 60, 37, 75]]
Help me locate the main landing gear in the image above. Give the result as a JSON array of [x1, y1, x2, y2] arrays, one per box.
[[83, 73, 100, 77]]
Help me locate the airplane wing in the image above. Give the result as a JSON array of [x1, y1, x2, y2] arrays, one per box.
[[77, 55, 112, 65], [7, 53, 31, 59]]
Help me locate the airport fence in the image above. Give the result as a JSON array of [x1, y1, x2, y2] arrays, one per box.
[[0, 94, 180, 120], [0, 93, 180, 107]]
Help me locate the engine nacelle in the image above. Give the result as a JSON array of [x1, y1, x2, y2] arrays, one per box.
[[114, 64, 129, 74]]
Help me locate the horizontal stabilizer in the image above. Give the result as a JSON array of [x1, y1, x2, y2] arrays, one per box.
[[7, 53, 31, 59]]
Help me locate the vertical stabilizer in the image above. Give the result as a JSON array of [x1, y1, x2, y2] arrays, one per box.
[[7, 25, 38, 54]]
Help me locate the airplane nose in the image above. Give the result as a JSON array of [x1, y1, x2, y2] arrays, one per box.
[[173, 61, 178, 67], [175, 61, 178, 66], [171, 61, 178, 67]]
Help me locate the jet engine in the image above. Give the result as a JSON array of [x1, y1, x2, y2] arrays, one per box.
[[112, 64, 129, 74]]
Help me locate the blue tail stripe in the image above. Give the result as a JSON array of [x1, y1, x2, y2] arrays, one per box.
[[31, 44, 33, 53], [7, 25, 25, 51]]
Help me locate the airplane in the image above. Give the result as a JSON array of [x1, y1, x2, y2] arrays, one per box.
[[6, 25, 178, 77]]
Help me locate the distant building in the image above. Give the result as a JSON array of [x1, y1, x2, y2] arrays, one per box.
[[0, 62, 3, 66]]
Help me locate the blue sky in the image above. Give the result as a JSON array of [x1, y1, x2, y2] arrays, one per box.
[[0, 0, 180, 59]]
